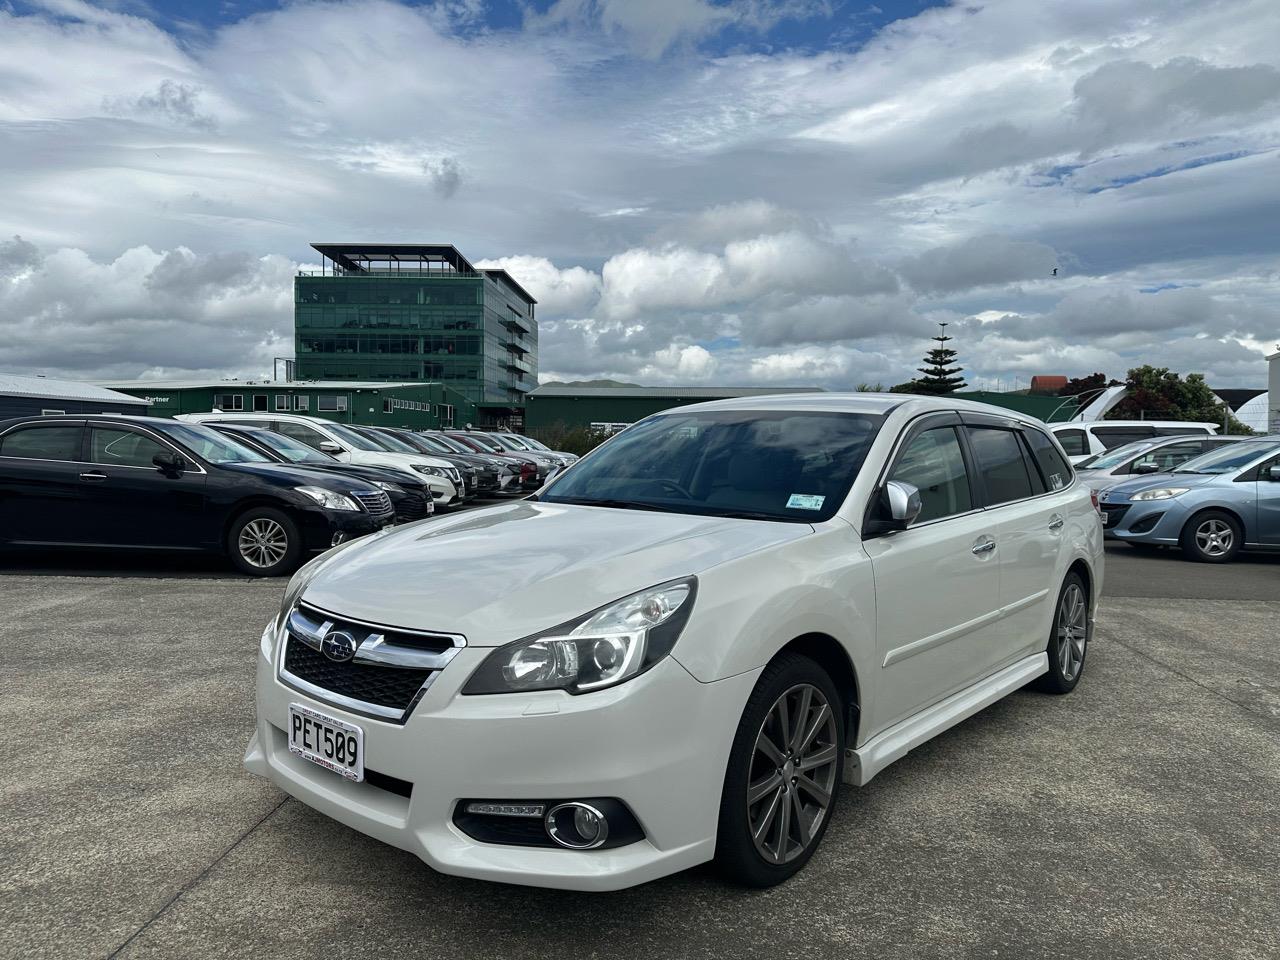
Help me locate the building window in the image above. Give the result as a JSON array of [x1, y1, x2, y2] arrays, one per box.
[[253, 395, 268, 412], [294, 395, 309, 411], [214, 394, 244, 411], [383, 399, 393, 414], [318, 395, 347, 412], [40, 409, 66, 416], [275, 395, 290, 411]]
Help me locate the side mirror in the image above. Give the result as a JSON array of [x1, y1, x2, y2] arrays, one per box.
[[1132, 462, 1160, 474], [318, 441, 343, 455], [152, 451, 186, 476], [867, 480, 923, 536], [1268, 465, 1280, 482]]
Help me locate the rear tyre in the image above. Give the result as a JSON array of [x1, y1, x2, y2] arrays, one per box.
[[1032, 572, 1089, 695], [227, 507, 303, 577], [1178, 510, 1242, 564], [715, 653, 844, 888]]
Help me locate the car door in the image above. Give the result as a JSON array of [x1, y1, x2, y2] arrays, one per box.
[[861, 413, 1003, 730], [963, 418, 1066, 664], [0, 421, 91, 544], [1253, 453, 1280, 545], [81, 425, 209, 547]]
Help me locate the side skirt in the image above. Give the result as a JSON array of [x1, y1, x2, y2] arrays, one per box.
[[843, 652, 1049, 787]]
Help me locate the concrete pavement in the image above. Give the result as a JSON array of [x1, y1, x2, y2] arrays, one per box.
[[1, 555, 1276, 960]]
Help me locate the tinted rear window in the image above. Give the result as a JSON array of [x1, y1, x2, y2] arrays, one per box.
[[966, 427, 1036, 505], [1025, 428, 1073, 491], [0, 425, 82, 461]]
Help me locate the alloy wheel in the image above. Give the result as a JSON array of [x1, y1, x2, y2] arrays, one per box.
[[1194, 519, 1233, 558], [238, 518, 288, 569], [1056, 582, 1087, 681], [747, 683, 839, 865]]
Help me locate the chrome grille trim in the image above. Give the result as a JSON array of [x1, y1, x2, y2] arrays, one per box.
[[278, 603, 466, 724]]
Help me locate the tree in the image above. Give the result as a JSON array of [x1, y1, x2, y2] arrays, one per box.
[[1059, 372, 1110, 397], [911, 322, 966, 394], [1106, 366, 1253, 435]]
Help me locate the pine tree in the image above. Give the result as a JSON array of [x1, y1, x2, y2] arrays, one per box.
[[912, 322, 966, 394]]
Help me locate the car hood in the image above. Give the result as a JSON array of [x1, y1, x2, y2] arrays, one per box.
[[221, 461, 379, 491], [300, 500, 812, 646], [1100, 472, 1221, 500]]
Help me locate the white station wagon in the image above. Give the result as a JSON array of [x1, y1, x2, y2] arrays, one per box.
[[245, 394, 1103, 890]]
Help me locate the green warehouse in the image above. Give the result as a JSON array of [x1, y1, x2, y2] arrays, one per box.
[[525, 385, 826, 432], [99, 379, 477, 429]]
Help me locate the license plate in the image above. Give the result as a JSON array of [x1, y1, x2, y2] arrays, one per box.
[[1102, 510, 1118, 528], [288, 703, 364, 782]]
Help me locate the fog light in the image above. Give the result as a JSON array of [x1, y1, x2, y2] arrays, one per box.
[[331, 532, 347, 547], [545, 802, 609, 849]]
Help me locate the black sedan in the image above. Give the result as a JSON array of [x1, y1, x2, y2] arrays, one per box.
[[207, 423, 434, 524], [0, 415, 394, 576]]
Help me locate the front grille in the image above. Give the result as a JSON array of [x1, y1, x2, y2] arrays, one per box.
[[1100, 503, 1130, 529], [394, 493, 431, 522], [279, 604, 465, 723], [352, 490, 393, 517], [284, 639, 431, 710]]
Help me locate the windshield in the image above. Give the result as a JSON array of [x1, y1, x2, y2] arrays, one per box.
[[540, 410, 885, 522], [1080, 439, 1163, 471], [429, 433, 471, 454], [249, 430, 335, 464], [521, 436, 552, 451], [365, 429, 419, 454], [463, 433, 505, 453], [501, 434, 533, 450], [325, 422, 385, 452], [1174, 440, 1280, 474], [415, 434, 456, 454], [159, 422, 269, 464]]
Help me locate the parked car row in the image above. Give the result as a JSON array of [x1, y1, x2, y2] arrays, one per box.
[[0, 411, 567, 576]]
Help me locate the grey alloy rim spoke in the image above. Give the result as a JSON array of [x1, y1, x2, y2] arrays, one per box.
[[747, 682, 840, 865], [240, 519, 287, 568], [1057, 584, 1086, 680]]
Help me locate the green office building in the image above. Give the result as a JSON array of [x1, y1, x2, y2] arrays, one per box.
[[295, 243, 537, 427]]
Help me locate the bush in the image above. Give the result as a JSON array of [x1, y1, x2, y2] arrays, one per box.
[[526, 421, 614, 456], [1107, 366, 1253, 435]]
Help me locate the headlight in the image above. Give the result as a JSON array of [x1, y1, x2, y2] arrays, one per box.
[[374, 481, 405, 494], [1129, 487, 1190, 501], [412, 464, 445, 477], [295, 485, 360, 511], [462, 578, 696, 695]]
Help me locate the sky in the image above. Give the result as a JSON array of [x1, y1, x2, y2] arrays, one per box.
[[0, 0, 1278, 390]]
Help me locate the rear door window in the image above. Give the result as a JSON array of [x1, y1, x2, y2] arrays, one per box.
[[1092, 426, 1158, 449], [1053, 428, 1086, 457], [274, 422, 333, 451], [0, 424, 83, 461], [966, 427, 1036, 505]]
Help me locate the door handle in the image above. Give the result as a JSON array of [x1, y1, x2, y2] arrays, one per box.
[[971, 538, 996, 555], [79, 471, 108, 482], [1048, 515, 1065, 531]]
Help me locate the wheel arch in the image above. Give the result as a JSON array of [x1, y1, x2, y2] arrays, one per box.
[[1179, 502, 1247, 538], [220, 495, 300, 552], [771, 633, 861, 746]]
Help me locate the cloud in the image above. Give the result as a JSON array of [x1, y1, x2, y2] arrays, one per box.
[[422, 156, 464, 199], [899, 236, 1062, 295], [102, 80, 217, 131], [0, 235, 41, 279], [474, 255, 602, 315]]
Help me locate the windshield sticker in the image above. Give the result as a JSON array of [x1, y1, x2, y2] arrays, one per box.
[[786, 493, 826, 510], [1049, 473, 1064, 490]]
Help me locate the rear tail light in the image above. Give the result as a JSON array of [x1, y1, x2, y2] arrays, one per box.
[[1090, 489, 1100, 512], [520, 463, 534, 478]]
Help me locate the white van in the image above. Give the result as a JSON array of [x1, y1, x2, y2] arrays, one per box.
[[1048, 420, 1219, 464], [177, 412, 462, 504]]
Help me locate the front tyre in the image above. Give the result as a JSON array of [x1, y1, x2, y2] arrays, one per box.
[[1032, 572, 1089, 694], [227, 507, 302, 577], [715, 653, 843, 888], [1179, 509, 1242, 563]]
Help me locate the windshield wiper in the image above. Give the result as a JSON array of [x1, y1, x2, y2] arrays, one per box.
[[550, 497, 670, 512]]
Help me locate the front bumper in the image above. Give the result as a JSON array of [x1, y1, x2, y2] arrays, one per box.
[[245, 619, 758, 891], [297, 509, 385, 553], [1101, 498, 1180, 544]]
